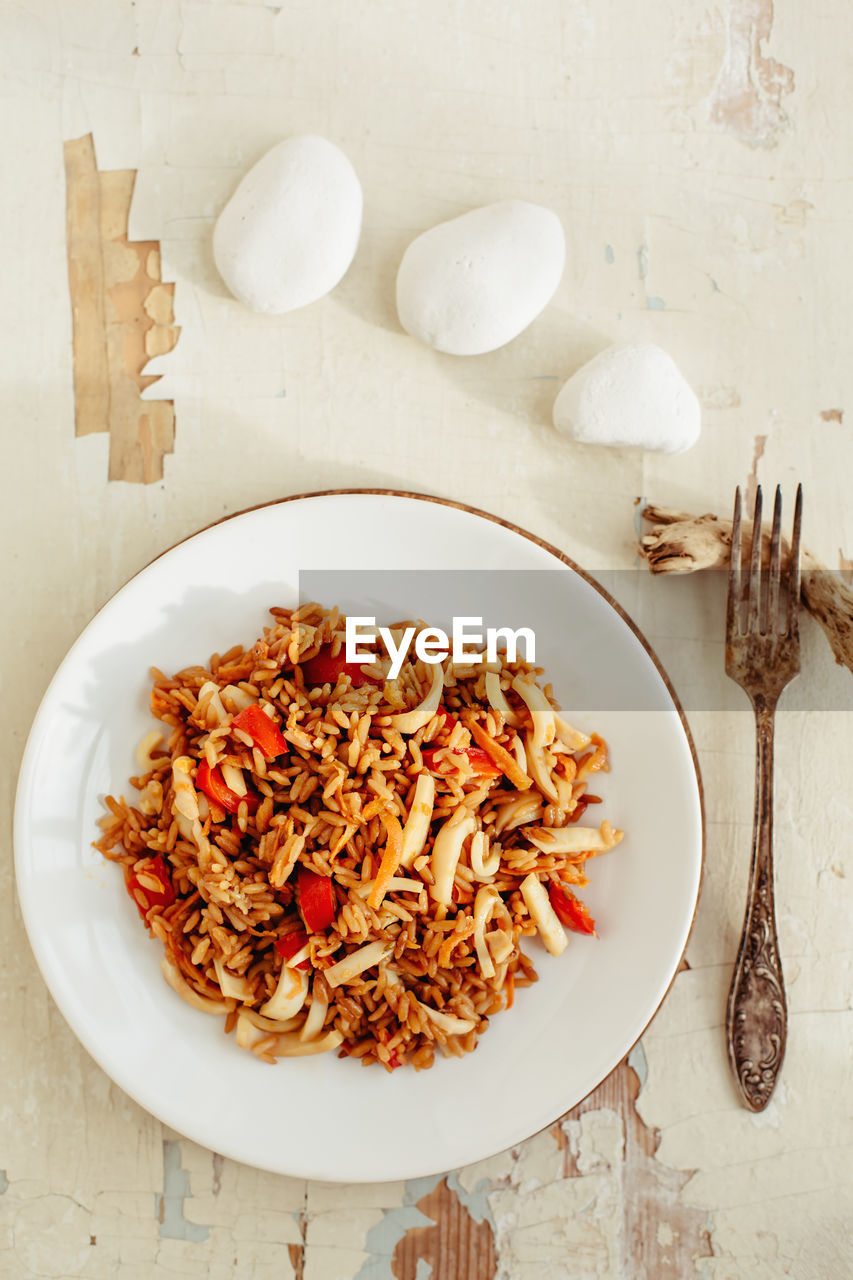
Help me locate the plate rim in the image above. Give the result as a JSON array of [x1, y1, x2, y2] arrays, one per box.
[[14, 487, 705, 1179]]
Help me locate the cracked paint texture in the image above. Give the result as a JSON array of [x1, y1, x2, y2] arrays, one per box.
[[2, 0, 853, 1276], [707, 0, 795, 147]]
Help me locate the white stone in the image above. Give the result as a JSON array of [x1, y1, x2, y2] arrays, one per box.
[[395, 200, 565, 355], [552, 343, 701, 453], [213, 135, 362, 314]]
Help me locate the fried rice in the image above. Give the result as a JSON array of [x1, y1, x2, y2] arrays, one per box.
[[95, 603, 623, 1071]]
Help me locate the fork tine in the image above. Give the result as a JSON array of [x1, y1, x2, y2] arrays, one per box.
[[787, 483, 803, 633], [727, 487, 743, 635], [766, 485, 783, 634], [746, 485, 763, 633]]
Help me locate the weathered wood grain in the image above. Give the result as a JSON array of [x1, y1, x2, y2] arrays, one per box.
[[392, 1178, 497, 1280], [63, 135, 180, 483], [63, 135, 109, 437], [556, 1061, 714, 1279], [377, 1059, 712, 1280]]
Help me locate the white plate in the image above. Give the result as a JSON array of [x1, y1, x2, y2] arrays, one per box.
[[14, 492, 702, 1182]]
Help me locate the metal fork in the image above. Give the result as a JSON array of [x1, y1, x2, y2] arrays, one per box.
[[724, 483, 802, 1111]]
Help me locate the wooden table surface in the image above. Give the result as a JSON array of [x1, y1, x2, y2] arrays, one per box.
[[3, 1, 852, 1277]]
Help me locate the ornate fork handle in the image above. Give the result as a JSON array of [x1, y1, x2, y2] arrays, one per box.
[[725, 699, 787, 1111]]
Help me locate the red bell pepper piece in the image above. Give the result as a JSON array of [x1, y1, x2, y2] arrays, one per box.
[[296, 866, 337, 932], [421, 745, 502, 777], [196, 761, 259, 818], [300, 645, 382, 689], [231, 704, 288, 759], [548, 883, 596, 936], [274, 929, 311, 970], [465, 746, 503, 776], [127, 855, 175, 918], [196, 758, 243, 815], [420, 747, 443, 771]]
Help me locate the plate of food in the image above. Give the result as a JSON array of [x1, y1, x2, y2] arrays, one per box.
[[14, 491, 702, 1181]]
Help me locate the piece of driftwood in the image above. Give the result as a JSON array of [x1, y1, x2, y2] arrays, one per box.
[[639, 504, 853, 676]]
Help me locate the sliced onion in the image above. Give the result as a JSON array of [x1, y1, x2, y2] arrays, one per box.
[[472, 885, 501, 979], [136, 729, 165, 773], [175, 811, 195, 842], [171, 756, 199, 822], [527, 824, 623, 855], [470, 831, 500, 879], [484, 672, 521, 727], [213, 957, 255, 1002], [239, 1008, 303, 1034], [137, 778, 163, 817], [197, 680, 228, 728], [419, 1004, 478, 1036], [493, 794, 542, 835], [523, 733, 559, 803], [486, 927, 514, 965], [299, 980, 330, 1042], [220, 684, 254, 712], [511, 735, 528, 774], [161, 956, 228, 1015], [236, 1011, 267, 1051], [267, 1029, 344, 1057], [260, 961, 309, 1020], [519, 873, 568, 956], [324, 941, 393, 989], [389, 662, 444, 734], [221, 762, 247, 797], [554, 774, 576, 813], [399, 772, 435, 868], [190, 818, 214, 871], [354, 876, 425, 898], [511, 677, 557, 750], [385, 876, 425, 895], [554, 715, 592, 751], [429, 808, 477, 906]]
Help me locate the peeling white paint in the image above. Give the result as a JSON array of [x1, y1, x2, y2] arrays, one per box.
[[446, 1169, 495, 1228], [155, 1140, 210, 1243], [628, 1042, 649, 1089], [707, 0, 795, 148], [352, 1187, 435, 1280]]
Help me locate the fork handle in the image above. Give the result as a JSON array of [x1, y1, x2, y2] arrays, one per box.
[[725, 700, 788, 1111]]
